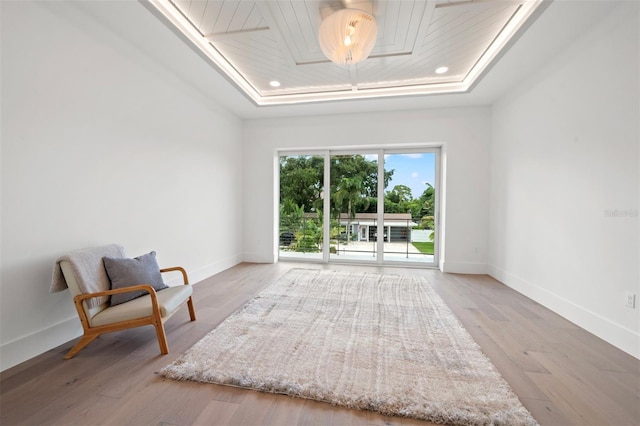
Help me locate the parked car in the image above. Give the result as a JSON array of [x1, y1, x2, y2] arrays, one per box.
[[279, 232, 295, 246]]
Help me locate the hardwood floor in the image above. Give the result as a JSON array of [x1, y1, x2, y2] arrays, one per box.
[[1, 262, 638, 425]]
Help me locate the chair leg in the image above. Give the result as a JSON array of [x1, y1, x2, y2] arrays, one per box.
[[187, 297, 196, 321], [64, 334, 100, 360], [153, 322, 169, 355]]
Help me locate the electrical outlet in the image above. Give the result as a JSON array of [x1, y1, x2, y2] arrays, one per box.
[[625, 293, 636, 309]]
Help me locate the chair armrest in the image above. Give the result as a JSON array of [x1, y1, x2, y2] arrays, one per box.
[[160, 266, 189, 285], [73, 284, 158, 303]]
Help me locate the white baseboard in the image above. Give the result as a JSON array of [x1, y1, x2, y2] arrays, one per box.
[[242, 251, 277, 264], [181, 254, 243, 286], [489, 264, 640, 359], [0, 317, 83, 372], [441, 261, 488, 274]]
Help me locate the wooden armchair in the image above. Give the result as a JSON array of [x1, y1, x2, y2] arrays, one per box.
[[51, 244, 196, 359]]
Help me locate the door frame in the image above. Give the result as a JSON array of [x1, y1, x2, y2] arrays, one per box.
[[277, 146, 441, 268]]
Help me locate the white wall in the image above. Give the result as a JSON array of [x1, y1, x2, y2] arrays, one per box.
[[489, 1, 639, 357], [242, 108, 492, 273], [0, 1, 244, 370]]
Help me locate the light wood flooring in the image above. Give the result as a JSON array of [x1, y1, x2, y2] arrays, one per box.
[[1, 262, 639, 425]]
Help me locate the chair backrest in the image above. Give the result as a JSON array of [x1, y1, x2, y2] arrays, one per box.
[[59, 244, 126, 318]]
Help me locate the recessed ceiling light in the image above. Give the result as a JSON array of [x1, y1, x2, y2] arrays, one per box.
[[435, 66, 449, 74], [269, 80, 281, 87]]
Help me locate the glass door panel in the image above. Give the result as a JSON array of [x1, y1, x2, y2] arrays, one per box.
[[382, 152, 437, 265], [329, 154, 380, 262], [278, 154, 324, 260]]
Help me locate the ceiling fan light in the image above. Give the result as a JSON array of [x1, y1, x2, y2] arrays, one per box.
[[319, 9, 378, 65]]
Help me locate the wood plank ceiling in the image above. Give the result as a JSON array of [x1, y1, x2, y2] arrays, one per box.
[[148, 0, 544, 105]]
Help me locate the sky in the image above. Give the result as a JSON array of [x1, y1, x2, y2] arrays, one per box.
[[383, 153, 436, 199]]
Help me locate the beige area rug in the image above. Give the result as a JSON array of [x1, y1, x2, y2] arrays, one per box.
[[161, 269, 538, 426]]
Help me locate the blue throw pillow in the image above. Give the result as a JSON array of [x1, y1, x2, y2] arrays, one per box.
[[103, 251, 169, 306]]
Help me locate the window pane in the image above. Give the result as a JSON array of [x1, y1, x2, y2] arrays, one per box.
[[329, 154, 379, 262], [278, 155, 324, 260], [382, 152, 436, 264]]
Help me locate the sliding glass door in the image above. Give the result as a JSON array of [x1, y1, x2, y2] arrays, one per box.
[[278, 148, 439, 267]]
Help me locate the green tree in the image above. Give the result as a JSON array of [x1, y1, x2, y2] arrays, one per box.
[[329, 155, 393, 199], [333, 176, 369, 243], [414, 183, 436, 233], [296, 219, 321, 252], [385, 184, 414, 213], [419, 183, 435, 217], [279, 200, 304, 233], [279, 156, 324, 212], [420, 216, 435, 230], [280, 154, 394, 218], [386, 184, 413, 204]]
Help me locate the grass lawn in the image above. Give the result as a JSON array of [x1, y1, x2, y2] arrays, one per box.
[[412, 242, 434, 255]]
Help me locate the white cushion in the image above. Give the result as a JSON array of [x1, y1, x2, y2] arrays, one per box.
[[90, 285, 193, 327]]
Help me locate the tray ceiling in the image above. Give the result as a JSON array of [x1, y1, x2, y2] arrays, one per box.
[[148, 0, 544, 105]]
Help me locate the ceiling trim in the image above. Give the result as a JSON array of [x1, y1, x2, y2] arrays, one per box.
[[147, 0, 546, 106]]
